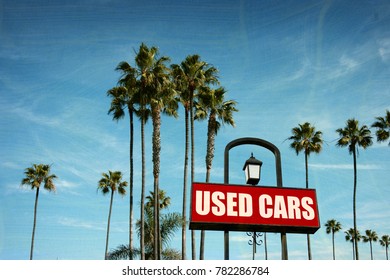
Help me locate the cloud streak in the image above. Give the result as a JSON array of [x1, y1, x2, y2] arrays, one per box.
[[57, 217, 105, 231], [309, 163, 384, 170]]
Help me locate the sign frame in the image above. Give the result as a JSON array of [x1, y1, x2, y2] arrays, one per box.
[[189, 182, 320, 234]]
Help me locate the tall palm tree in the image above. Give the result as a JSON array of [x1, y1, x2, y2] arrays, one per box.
[[372, 110, 390, 145], [336, 118, 373, 260], [107, 83, 137, 260], [98, 170, 127, 260], [115, 43, 156, 260], [287, 122, 323, 260], [325, 219, 342, 260], [171, 54, 219, 259], [379, 235, 390, 260], [135, 43, 178, 260], [363, 229, 378, 260], [195, 86, 238, 259], [345, 228, 361, 260], [108, 189, 182, 260], [21, 164, 57, 260]]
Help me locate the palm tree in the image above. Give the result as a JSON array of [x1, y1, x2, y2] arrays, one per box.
[[195, 86, 238, 259], [345, 228, 361, 260], [287, 122, 323, 260], [21, 164, 57, 260], [363, 229, 378, 260], [379, 235, 390, 260], [336, 119, 373, 260], [146, 189, 171, 210], [107, 84, 137, 260], [171, 54, 219, 259], [116, 43, 159, 260], [98, 170, 127, 260], [108, 189, 182, 260], [372, 110, 390, 145], [325, 219, 342, 260], [135, 43, 178, 260]]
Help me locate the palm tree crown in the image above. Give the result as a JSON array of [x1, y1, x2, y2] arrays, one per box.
[[98, 170, 127, 196], [336, 118, 373, 153], [371, 110, 390, 145], [21, 164, 57, 192], [325, 219, 342, 235], [196, 86, 238, 172], [288, 122, 323, 156]]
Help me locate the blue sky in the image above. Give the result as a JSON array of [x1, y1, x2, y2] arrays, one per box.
[[0, 0, 389, 260]]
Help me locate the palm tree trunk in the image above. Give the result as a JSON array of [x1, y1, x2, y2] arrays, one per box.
[[152, 105, 161, 260], [370, 241, 373, 260], [200, 114, 216, 260], [182, 108, 189, 260], [304, 151, 312, 260], [105, 191, 114, 260], [305, 151, 309, 189], [129, 109, 134, 260], [140, 116, 146, 260], [332, 231, 336, 260], [30, 187, 40, 260], [353, 147, 359, 260], [190, 92, 196, 260]]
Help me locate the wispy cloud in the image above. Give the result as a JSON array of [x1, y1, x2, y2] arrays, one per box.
[[378, 38, 390, 62], [57, 217, 105, 231], [285, 59, 311, 82], [326, 54, 360, 80], [309, 163, 384, 170], [8, 104, 61, 128], [55, 180, 82, 195], [1, 161, 22, 170]]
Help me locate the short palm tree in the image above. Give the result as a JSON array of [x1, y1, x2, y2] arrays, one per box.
[[146, 189, 171, 210], [325, 219, 342, 260], [98, 170, 127, 260], [287, 122, 323, 260], [21, 164, 57, 260], [195, 86, 238, 259], [371, 110, 390, 145], [362, 229, 378, 260], [336, 119, 372, 260], [379, 235, 390, 260], [345, 228, 361, 260], [108, 189, 182, 260]]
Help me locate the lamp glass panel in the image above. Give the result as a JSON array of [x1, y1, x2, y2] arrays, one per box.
[[248, 165, 260, 180]]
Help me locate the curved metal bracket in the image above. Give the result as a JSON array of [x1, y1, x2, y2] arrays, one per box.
[[223, 137, 288, 260], [224, 137, 283, 187]]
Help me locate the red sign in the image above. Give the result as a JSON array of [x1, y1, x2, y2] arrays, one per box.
[[189, 182, 320, 234]]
